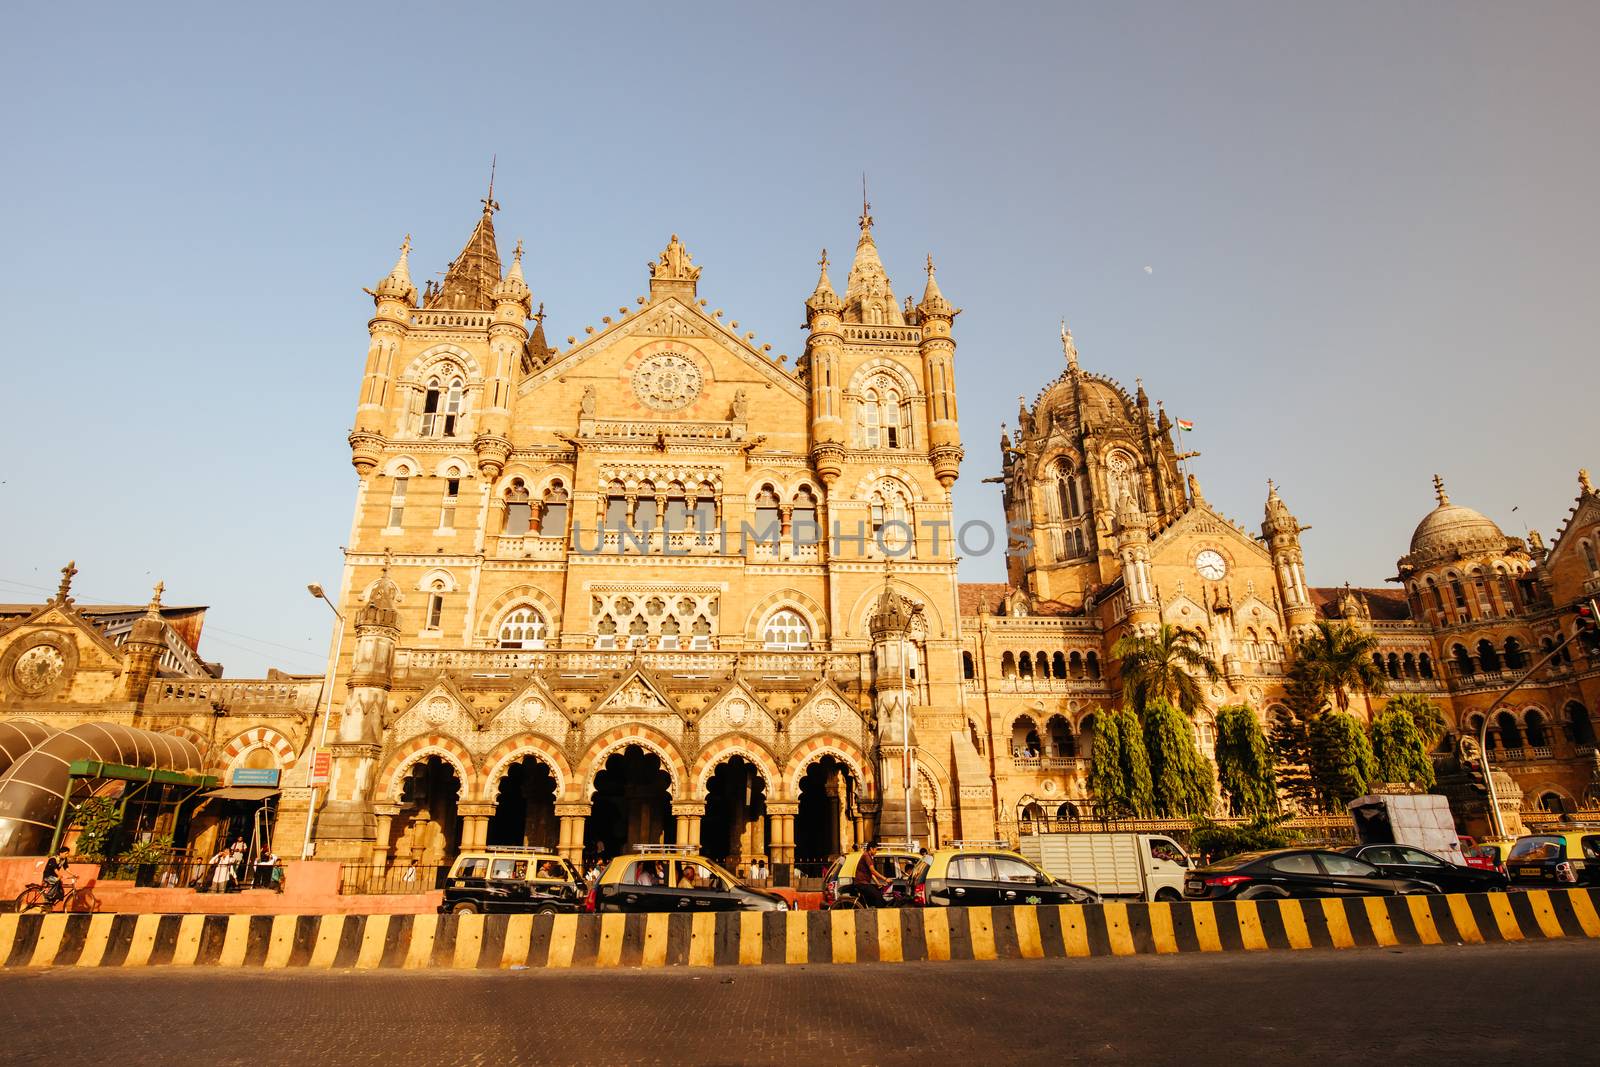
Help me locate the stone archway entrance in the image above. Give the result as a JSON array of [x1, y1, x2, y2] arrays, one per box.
[[487, 757, 559, 849], [795, 756, 855, 873], [585, 745, 674, 861], [388, 756, 461, 867], [700, 757, 767, 874]]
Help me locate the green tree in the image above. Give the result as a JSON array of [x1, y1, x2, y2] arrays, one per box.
[[1088, 707, 1154, 818], [1269, 712, 1318, 812], [1385, 693, 1448, 749], [68, 797, 126, 861], [1369, 708, 1437, 789], [1214, 704, 1278, 817], [1190, 815, 1297, 863], [1308, 711, 1377, 809], [1287, 619, 1387, 714], [1111, 623, 1220, 718], [1143, 698, 1217, 817]]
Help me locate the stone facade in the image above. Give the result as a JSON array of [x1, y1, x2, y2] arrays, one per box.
[[2, 196, 1597, 870]]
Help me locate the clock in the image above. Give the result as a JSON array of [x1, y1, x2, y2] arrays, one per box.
[[1195, 550, 1228, 581]]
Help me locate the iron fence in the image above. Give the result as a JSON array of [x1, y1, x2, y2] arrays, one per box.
[[339, 864, 450, 895]]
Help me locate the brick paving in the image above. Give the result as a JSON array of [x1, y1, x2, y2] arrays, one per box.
[[1, 941, 1595, 1065]]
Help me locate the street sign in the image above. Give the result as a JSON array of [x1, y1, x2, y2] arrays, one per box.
[[309, 750, 332, 787], [231, 767, 281, 787]]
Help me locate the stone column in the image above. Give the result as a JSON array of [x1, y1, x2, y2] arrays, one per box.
[[766, 802, 798, 886], [458, 804, 495, 850], [371, 807, 398, 869], [672, 802, 704, 849], [555, 802, 588, 864]]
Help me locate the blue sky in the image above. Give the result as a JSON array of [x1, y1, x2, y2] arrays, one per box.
[[1, 2, 1595, 676]]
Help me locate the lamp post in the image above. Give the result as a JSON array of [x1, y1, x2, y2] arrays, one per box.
[[302, 583, 344, 860]]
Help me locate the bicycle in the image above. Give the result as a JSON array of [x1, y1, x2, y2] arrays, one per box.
[[13, 875, 88, 914]]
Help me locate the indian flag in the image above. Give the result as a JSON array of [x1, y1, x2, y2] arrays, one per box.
[[1176, 419, 1194, 431]]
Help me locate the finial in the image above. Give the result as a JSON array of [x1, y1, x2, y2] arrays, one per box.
[[1060, 320, 1078, 368], [925, 253, 935, 277], [859, 173, 873, 231], [145, 580, 164, 617], [399, 233, 412, 258], [513, 238, 524, 263], [1432, 474, 1449, 506], [56, 560, 77, 603], [1581, 468, 1593, 494], [1267, 478, 1276, 494], [534, 301, 545, 323], [818, 248, 829, 271]]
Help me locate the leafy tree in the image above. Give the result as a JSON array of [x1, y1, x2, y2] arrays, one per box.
[[1088, 706, 1154, 818], [1111, 623, 1220, 718], [1214, 705, 1278, 817], [1369, 708, 1437, 789], [1308, 711, 1377, 809], [1385, 693, 1448, 749], [68, 797, 126, 861], [1288, 619, 1387, 714], [1269, 712, 1319, 812], [1143, 698, 1217, 817], [1190, 815, 1297, 864]]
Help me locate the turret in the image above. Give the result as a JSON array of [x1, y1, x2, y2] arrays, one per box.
[[805, 249, 845, 487], [1263, 480, 1316, 633], [1115, 495, 1160, 631], [352, 235, 416, 475], [119, 581, 168, 704], [477, 240, 531, 477], [917, 256, 962, 490], [866, 575, 929, 841]]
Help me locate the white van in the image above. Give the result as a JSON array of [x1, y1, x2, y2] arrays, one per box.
[[1018, 832, 1193, 901]]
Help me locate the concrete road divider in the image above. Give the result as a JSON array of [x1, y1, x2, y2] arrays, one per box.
[[3, 890, 1597, 970]]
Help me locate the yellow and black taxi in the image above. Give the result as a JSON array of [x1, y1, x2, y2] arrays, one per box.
[[585, 845, 792, 913], [438, 847, 585, 915], [1505, 829, 1600, 888], [821, 842, 924, 909], [909, 841, 1100, 907]]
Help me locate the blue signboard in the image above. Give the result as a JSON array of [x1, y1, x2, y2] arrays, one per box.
[[231, 767, 281, 787]]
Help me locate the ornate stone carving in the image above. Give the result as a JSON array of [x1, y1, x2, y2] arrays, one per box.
[[631, 352, 704, 411]]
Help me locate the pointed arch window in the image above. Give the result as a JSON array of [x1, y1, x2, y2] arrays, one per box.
[[883, 388, 903, 448], [421, 379, 441, 436], [424, 579, 445, 632], [753, 484, 782, 541], [440, 477, 460, 530], [443, 378, 463, 436], [497, 607, 547, 649], [387, 476, 409, 528], [762, 609, 812, 650], [539, 480, 569, 537], [503, 479, 531, 536], [862, 389, 881, 448], [792, 486, 820, 546]]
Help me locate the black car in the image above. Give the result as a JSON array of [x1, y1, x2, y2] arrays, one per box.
[[912, 847, 1100, 907], [1183, 848, 1440, 900], [439, 849, 586, 914], [1344, 844, 1507, 893], [588, 852, 791, 913]]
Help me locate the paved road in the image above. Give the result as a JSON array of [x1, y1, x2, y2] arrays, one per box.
[[1, 941, 1594, 1065]]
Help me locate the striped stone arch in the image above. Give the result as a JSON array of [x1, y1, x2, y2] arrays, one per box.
[[377, 733, 478, 804], [218, 726, 298, 771], [478, 733, 574, 803], [576, 724, 689, 800], [689, 735, 783, 798], [160, 725, 212, 757], [783, 734, 874, 798]]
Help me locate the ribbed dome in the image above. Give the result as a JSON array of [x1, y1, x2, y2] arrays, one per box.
[[1407, 476, 1509, 562]]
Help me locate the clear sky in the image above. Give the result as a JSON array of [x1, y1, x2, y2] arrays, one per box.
[[1, 2, 1595, 677]]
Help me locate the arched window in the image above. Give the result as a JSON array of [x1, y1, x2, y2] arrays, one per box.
[[753, 485, 781, 541], [603, 480, 628, 530], [1566, 702, 1596, 747], [1449, 575, 1469, 618], [1085, 651, 1101, 680], [1427, 577, 1444, 615], [1539, 792, 1569, 814], [1495, 711, 1523, 750], [1047, 715, 1076, 757], [1524, 710, 1548, 748], [1452, 644, 1474, 676], [1010, 716, 1041, 757], [882, 388, 903, 448], [421, 378, 442, 436], [961, 651, 975, 680], [498, 607, 547, 649], [1068, 651, 1084, 679], [1403, 652, 1417, 679], [634, 481, 658, 531], [761, 609, 811, 651], [693, 481, 718, 536], [1018, 652, 1034, 678], [792, 486, 820, 547], [1503, 637, 1526, 671], [869, 481, 912, 555], [1001, 651, 1017, 679], [503, 480, 531, 536], [439, 476, 460, 530], [1477, 639, 1502, 673], [1052, 652, 1067, 679], [661, 482, 688, 534], [862, 388, 881, 448], [387, 475, 409, 528], [627, 616, 649, 649], [1386, 653, 1401, 679], [1419, 652, 1435, 679], [540, 480, 569, 537], [424, 580, 445, 631], [443, 377, 463, 436]]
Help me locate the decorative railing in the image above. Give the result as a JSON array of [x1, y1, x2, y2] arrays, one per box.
[[391, 647, 859, 677], [587, 420, 737, 442], [408, 310, 493, 329], [492, 535, 567, 559], [841, 324, 922, 344], [152, 679, 322, 712], [989, 677, 1109, 694]]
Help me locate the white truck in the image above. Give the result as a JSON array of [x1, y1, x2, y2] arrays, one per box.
[[1347, 793, 1466, 864], [1018, 832, 1193, 901]]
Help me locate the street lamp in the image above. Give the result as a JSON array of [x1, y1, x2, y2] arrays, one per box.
[[302, 583, 344, 859]]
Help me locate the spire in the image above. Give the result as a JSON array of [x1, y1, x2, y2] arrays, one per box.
[[55, 561, 77, 605], [144, 580, 164, 618], [1061, 320, 1079, 370], [1263, 478, 1300, 537], [1135, 376, 1148, 410], [842, 194, 902, 325], [426, 190, 504, 310], [917, 253, 954, 320], [806, 248, 841, 315], [492, 237, 532, 312], [373, 234, 418, 305], [1432, 474, 1450, 506]]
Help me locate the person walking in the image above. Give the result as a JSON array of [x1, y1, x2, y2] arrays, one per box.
[[208, 845, 235, 893], [254, 846, 279, 889]]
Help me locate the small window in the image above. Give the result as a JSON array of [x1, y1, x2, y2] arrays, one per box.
[[387, 476, 409, 528], [1267, 854, 1319, 875], [440, 477, 460, 529], [949, 855, 996, 881], [425, 592, 444, 630], [504, 481, 531, 536]]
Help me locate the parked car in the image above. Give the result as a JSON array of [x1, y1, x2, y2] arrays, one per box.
[[1183, 848, 1440, 901], [439, 848, 585, 915], [587, 846, 791, 913], [1504, 831, 1600, 889], [1344, 844, 1507, 892], [910, 842, 1099, 907], [821, 845, 923, 909]]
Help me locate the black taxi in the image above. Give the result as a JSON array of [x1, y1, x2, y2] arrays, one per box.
[[439, 847, 585, 915], [586, 845, 791, 913], [911, 841, 1100, 907], [1505, 830, 1600, 888]]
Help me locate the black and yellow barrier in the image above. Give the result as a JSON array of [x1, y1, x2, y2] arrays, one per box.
[[2, 890, 1597, 970]]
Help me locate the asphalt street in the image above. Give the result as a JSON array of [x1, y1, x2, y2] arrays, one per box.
[[2, 940, 1594, 1066]]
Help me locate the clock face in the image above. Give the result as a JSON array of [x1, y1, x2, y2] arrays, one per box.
[[1195, 550, 1227, 581]]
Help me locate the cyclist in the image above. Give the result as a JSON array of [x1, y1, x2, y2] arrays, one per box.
[[41, 846, 72, 906], [853, 845, 891, 907]]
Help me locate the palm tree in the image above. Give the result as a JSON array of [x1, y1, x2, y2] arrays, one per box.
[[1111, 623, 1220, 718], [1289, 619, 1386, 714]]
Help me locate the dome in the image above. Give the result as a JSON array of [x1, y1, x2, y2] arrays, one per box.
[[1406, 477, 1510, 563]]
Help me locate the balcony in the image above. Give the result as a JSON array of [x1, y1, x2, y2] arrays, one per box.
[[1010, 755, 1088, 773], [492, 534, 567, 559], [152, 679, 322, 713]]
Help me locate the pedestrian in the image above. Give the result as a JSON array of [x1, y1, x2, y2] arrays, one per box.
[[254, 846, 279, 889], [208, 845, 235, 893], [228, 839, 247, 893]]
